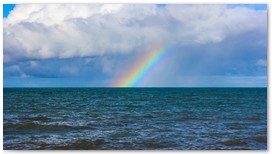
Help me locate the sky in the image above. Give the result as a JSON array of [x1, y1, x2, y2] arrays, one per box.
[[3, 4, 15, 18], [3, 4, 267, 87]]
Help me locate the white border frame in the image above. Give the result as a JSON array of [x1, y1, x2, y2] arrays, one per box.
[[1, 0, 270, 153]]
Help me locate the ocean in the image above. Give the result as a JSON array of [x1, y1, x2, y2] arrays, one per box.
[[3, 88, 267, 150]]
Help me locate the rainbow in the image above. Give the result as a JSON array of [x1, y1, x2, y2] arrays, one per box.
[[111, 45, 173, 87]]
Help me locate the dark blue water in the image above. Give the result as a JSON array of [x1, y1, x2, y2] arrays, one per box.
[[3, 88, 267, 150]]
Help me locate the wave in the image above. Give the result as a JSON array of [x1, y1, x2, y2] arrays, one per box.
[[4, 123, 95, 132]]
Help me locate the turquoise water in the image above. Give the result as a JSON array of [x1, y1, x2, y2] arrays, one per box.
[[3, 88, 267, 150]]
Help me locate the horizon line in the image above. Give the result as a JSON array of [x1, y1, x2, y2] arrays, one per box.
[[3, 86, 267, 88]]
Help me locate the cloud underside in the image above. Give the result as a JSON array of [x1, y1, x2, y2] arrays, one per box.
[[3, 4, 267, 87]]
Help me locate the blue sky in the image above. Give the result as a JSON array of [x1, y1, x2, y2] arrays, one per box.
[[3, 4, 267, 87], [3, 4, 15, 18], [227, 4, 267, 10]]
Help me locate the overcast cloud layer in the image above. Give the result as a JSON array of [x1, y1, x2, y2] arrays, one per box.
[[4, 4, 267, 87]]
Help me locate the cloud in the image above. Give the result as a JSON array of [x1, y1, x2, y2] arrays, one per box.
[[4, 65, 29, 78], [4, 4, 267, 63]]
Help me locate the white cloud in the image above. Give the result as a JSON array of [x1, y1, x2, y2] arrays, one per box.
[[4, 4, 267, 63]]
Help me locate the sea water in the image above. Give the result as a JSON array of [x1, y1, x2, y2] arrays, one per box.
[[3, 88, 267, 150]]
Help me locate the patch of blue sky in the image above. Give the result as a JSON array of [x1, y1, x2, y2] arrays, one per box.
[[3, 4, 16, 18], [227, 4, 267, 10], [157, 4, 167, 8]]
